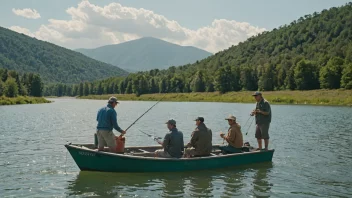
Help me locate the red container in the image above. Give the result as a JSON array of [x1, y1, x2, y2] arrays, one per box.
[[115, 135, 125, 153]]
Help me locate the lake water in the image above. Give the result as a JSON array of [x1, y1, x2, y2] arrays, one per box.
[[0, 98, 351, 197]]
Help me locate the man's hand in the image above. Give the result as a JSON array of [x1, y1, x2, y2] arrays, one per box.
[[121, 130, 126, 135], [220, 132, 225, 138], [251, 110, 256, 116]]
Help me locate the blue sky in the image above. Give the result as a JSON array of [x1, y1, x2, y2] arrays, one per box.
[[1, 0, 350, 52]]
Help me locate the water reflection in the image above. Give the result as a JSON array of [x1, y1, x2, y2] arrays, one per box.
[[252, 163, 273, 198], [67, 162, 273, 197]]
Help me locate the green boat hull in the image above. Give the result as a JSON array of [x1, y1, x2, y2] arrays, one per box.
[[65, 144, 274, 172]]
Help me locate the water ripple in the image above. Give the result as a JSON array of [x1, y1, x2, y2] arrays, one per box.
[[0, 99, 351, 197]]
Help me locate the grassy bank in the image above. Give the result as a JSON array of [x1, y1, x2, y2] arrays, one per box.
[[0, 96, 51, 106], [79, 90, 352, 106]]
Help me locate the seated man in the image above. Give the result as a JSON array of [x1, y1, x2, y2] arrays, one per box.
[[155, 119, 184, 158], [219, 115, 243, 154], [184, 117, 212, 158]]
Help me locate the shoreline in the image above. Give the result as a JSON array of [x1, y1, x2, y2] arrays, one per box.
[[0, 96, 51, 106], [77, 90, 352, 106]]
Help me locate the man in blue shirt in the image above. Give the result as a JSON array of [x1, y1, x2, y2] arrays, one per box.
[[96, 96, 126, 153]]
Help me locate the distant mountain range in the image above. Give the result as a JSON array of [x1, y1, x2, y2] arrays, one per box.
[[75, 37, 212, 72], [0, 26, 128, 84]]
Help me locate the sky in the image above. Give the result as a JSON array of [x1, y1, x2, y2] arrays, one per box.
[[1, 0, 350, 53]]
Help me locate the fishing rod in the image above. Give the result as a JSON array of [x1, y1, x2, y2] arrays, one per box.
[[138, 129, 162, 142], [124, 86, 179, 132], [245, 117, 255, 135]]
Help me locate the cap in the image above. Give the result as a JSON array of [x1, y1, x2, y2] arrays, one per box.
[[108, 96, 119, 103], [252, 91, 262, 96], [165, 119, 176, 125], [194, 117, 204, 122], [225, 115, 236, 121]]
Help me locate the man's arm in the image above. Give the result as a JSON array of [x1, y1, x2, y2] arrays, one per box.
[[96, 110, 100, 121], [189, 130, 198, 147], [258, 102, 271, 116], [162, 134, 170, 148], [111, 110, 123, 133], [225, 128, 236, 144]]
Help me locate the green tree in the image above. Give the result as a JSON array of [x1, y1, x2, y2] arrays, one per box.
[[4, 77, 19, 97], [0, 81, 5, 96], [113, 83, 119, 94], [30, 74, 43, 97], [97, 82, 103, 95], [319, 57, 344, 89], [1, 69, 8, 82], [79, 82, 84, 96], [215, 67, 232, 93], [258, 64, 275, 91], [190, 71, 205, 92], [341, 63, 352, 89], [125, 81, 132, 94], [294, 60, 319, 90], [84, 82, 90, 96], [159, 78, 166, 93], [231, 66, 241, 91], [119, 81, 125, 94], [72, 85, 78, 96], [240, 67, 258, 91], [149, 78, 158, 93]]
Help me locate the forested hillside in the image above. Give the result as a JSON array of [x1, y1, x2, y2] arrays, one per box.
[[0, 27, 128, 84], [46, 3, 352, 96]]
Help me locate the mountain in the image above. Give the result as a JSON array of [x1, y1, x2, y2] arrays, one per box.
[[0, 27, 128, 84], [75, 37, 212, 72]]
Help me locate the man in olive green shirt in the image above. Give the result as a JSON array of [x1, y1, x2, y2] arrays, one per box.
[[184, 117, 212, 157], [251, 91, 272, 150]]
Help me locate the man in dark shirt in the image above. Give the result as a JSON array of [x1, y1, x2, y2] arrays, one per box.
[[185, 117, 212, 157], [155, 119, 184, 158], [96, 96, 126, 153], [251, 92, 272, 150]]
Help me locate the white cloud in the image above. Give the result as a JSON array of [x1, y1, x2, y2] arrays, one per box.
[[9, 26, 35, 37], [12, 8, 41, 19], [9, 1, 265, 52]]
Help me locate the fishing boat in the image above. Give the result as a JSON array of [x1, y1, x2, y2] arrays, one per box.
[[65, 143, 274, 172]]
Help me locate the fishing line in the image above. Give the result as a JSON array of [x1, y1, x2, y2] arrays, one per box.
[[245, 117, 255, 135], [64, 149, 68, 175], [138, 129, 162, 142], [241, 115, 253, 130], [125, 86, 179, 132]]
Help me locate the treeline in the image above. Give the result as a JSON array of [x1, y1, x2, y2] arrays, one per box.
[[0, 68, 44, 97], [44, 56, 352, 97], [45, 3, 352, 96]]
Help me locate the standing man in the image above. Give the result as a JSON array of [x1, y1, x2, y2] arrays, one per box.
[[251, 92, 271, 150], [155, 119, 184, 158], [96, 96, 126, 153], [219, 115, 243, 153], [184, 117, 212, 157]]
